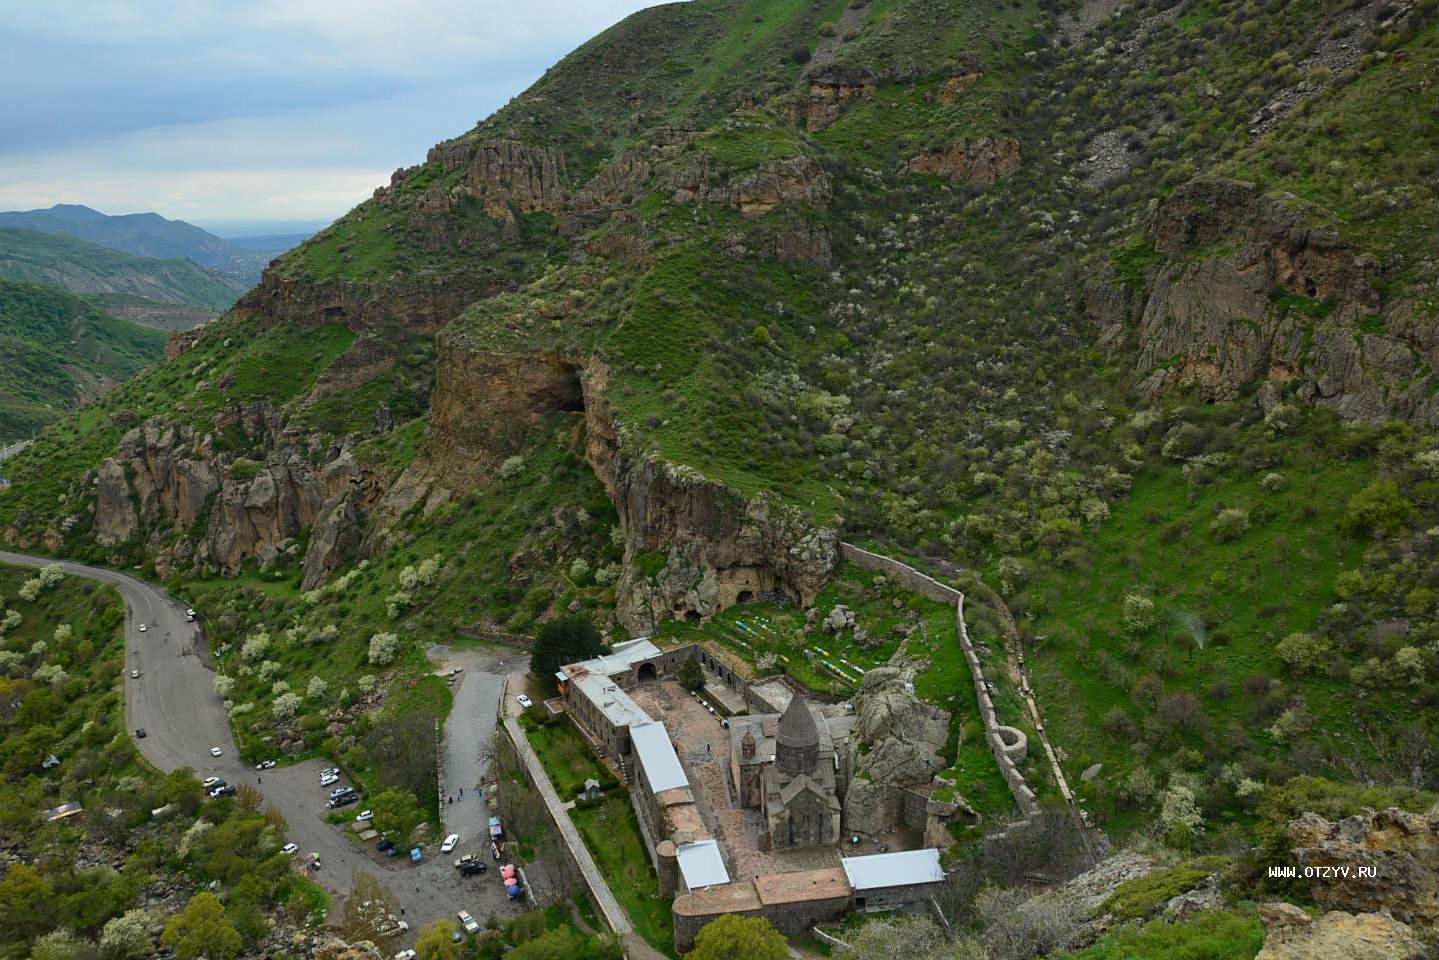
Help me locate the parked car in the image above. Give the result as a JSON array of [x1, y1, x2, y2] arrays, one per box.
[[328, 793, 359, 809], [377, 838, 396, 852], [394, 951, 417, 960], [460, 861, 487, 876], [138, 624, 147, 633], [320, 776, 339, 788], [356, 809, 373, 821], [440, 834, 460, 854], [457, 911, 480, 934], [209, 746, 222, 757], [135, 728, 146, 739], [202, 777, 221, 788], [209, 784, 235, 798], [281, 842, 299, 855], [329, 786, 355, 799], [320, 767, 339, 778], [256, 759, 276, 770], [451, 928, 464, 943], [129, 669, 140, 679], [516, 694, 533, 709]]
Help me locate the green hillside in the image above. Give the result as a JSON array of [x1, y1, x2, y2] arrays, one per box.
[[1, 1, 1437, 956], [0, 280, 167, 438], [0, 228, 242, 312]]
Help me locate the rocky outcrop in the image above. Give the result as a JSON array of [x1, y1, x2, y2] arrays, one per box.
[[602, 456, 838, 633], [164, 326, 206, 361], [1112, 177, 1439, 424], [93, 459, 138, 546], [1255, 903, 1427, 960], [843, 667, 953, 837], [420, 138, 568, 220], [237, 272, 497, 334], [789, 74, 877, 130], [903, 137, 1021, 185], [87, 408, 373, 579], [578, 148, 832, 219], [1288, 804, 1439, 926]]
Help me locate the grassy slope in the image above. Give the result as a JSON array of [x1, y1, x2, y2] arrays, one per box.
[[0, 228, 242, 311], [0, 279, 167, 438]]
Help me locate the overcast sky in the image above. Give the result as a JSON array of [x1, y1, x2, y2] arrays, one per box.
[[0, 1, 662, 234]]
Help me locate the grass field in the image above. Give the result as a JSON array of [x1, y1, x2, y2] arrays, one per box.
[[571, 796, 674, 955], [1013, 447, 1384, 833], [518, 711, 614, 801]]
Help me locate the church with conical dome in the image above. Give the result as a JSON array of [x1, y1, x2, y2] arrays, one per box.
[[730, 692, 843, 849]]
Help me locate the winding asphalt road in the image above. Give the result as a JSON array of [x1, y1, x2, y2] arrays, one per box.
[[0, 551, 528, 947]]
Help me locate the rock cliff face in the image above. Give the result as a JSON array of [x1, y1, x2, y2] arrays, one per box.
[[87, 406, 380, 584], [403, 340, 839, 632], [1098, 178, 1439, 424], [903, 137, 1021, 184], [577, 146, 833, 220], [789, 74, 877, 130], [1287, 804, 1439, 926]]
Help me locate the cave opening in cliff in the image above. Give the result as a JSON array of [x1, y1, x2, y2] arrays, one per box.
[[555, 363, 584, 413], [737, 590, 755, 604]]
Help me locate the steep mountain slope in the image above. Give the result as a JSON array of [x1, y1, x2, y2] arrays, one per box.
[[0, 279, 166, 438], [0, 228, 243, 312], [1, 1, 1437, 954]]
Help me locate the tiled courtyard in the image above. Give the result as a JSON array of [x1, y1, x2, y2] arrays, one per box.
[[628, 681, 841, 881]]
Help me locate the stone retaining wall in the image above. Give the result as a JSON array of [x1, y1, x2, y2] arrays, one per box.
[[839, 542, 1038, 816]]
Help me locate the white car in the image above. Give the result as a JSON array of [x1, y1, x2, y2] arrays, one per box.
[[129, 669, 139, 679], [281, 842, 299, 855], [320, 774, 339, 788], [202, 776, 221, 788], [256, 760, 276, 770], [209, 746, 222, 757], [440, 833, 459, 853], [516, 694, 533, 709], [137, 624, 147, 633], [185, 608, 196, 617], [457, 911, 480, 934], [320, 767, 339, 778], [356, 809, 373, 822], [394, 951, 418, 960]]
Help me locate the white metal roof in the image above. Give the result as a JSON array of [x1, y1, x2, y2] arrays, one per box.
[[570, 638, 661, 678], [676, 839, 730, 890], [841, 848, 944, 891], [571, 672, 649, 728], [630, 721, 688, 793]]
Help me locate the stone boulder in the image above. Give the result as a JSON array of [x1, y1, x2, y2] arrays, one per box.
[[1255, 903, 1426, 960], [312, 938, 388, 960], [1288, 804, 1439, 926]]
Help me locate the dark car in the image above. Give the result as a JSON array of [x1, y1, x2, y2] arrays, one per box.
[[328, 793, 360, 809], [135, 728, 146, 739], [460, 861, 487, 876], [377, 838, 396, 852]]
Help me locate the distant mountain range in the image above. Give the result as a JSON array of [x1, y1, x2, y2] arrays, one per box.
[[0, 204, 315, 286], [0, 228, 242, 313], [0, 278, 166, 438]]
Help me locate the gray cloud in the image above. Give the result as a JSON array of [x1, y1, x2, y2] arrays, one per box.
[[0, 0, 662, 225]]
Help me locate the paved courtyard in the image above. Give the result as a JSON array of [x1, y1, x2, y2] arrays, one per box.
[[628, 681, 841, 881]]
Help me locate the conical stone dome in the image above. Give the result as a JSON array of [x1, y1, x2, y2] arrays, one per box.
[[776, 694, 819, 776]]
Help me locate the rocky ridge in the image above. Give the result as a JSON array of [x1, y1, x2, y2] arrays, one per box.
[[1092, 177, 1439, 425]]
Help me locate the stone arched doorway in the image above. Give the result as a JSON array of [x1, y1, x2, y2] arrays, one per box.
[[636, 662, 658, 683]]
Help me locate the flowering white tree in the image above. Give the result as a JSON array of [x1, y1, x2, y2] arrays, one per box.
[[368, 632, 400, 666], [306, 676, 328, 700], [272, 692, 302, 721]]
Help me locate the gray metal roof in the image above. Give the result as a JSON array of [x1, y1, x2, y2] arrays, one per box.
[[777, 693, 820, 748], [841, 848, 944, 891], [676, 839, 729, 890], [630, 721, 688, 793]]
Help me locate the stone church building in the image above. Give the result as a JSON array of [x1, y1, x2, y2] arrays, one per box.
[[732, 695, 842, 849]]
